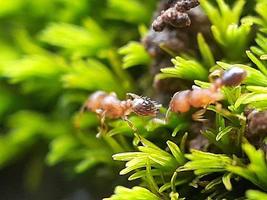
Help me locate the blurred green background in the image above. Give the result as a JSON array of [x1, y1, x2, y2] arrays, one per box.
[[3, 0, 267, 199], [0, 0, 157, 199]]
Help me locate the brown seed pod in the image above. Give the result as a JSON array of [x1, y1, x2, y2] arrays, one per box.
[[162, 7, 191, 28], [245, 109, 267, 155], [152, 0, 199, 31], [247, 110, 267, 137], [175, 0, 200, 12], [152, 15, 166, 32]]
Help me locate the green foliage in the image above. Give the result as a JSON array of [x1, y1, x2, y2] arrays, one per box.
[[119, 42, 151, 69], [200, 0, 253, 60], [0, 0, 158, 196], [62, 59, 123, 94], [228, 143, 267, 191], [113, 136, 185, 172], [39, 19, 111, 57], [184, 142, 267, 192], [1, 0, 267, 199], [246, 190, 267, 200], [113, 136, 190, 198], [113, 139, 267, 198], [0, 111, 67, 168], [104, 186, 161, 200], [107, 0, 267, 198], [105, 0, 155, 24], [158, 56, 208, 82], [197, 33, 215, 67], [157, 33, 213, 82]]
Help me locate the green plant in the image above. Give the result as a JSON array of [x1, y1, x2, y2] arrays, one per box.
[[1, 0, 267, 199]]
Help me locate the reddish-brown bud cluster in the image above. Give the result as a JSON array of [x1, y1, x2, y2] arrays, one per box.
[[152, 0, 200, 32]]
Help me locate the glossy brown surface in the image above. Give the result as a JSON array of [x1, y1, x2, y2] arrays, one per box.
[[169, 87, 222, 113], [170, 91, 191, 113], [222, 67, 247, 87]]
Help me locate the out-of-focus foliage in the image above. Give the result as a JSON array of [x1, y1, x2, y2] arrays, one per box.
[[104, 186, 161, 200], [1, 0, 267, 199], [0, 0, 158, 198], [247, 190, 267, 200], [119, 42, 151, 69]]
